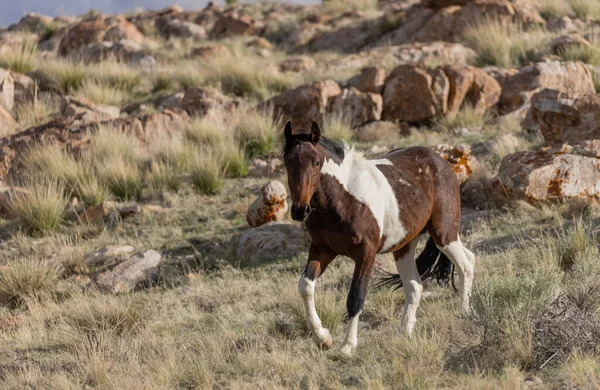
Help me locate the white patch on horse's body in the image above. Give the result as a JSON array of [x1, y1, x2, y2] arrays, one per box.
[[321, 147, 407, 252]]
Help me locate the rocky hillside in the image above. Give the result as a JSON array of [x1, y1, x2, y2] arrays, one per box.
[[0, 0, 599, 388]]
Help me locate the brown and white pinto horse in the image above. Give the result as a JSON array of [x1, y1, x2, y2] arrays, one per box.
[[282, 121, 476, 355]]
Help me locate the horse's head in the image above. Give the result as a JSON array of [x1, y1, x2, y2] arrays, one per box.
[[282, 120, 324, 222]]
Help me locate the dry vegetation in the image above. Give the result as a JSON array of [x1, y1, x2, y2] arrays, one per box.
[[1, 2, 600, 389]]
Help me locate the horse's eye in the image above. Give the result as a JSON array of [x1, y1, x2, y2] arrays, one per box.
[[315, 161, 320, 167]]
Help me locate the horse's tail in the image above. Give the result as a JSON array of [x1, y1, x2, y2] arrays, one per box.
[[377, 238, 456, 290]]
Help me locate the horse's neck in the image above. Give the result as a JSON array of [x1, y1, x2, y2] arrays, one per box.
[[313, 147, 355, 211]]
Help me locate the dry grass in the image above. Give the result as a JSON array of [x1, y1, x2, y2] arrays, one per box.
[[236, 109, 280, 158], [439, 105, 489, 131], [323, 114, 354, 141], [539, 0, 573, 19], [190, 149, 226, 195], [322, 0, 379, 12], [0, 39, 37, 73], [91, 125, 143, 164], [464, 20, 552, 68], [97, 156, 143, 200], [14, 93, 60, 129], [559, 43, 600, 66], [184, 116, 230, 146], [74, 79, 128, 107], [0, 258, 63, 308], [568, 0, 600, 20]]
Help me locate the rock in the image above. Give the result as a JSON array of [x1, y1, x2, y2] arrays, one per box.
[[139, 108, 190, 136], [60, 96, 120, 124], [236, 222, 309, 266], [246, 180, 288, 228], [382, 64, 449, 123], [345, 67, 386, 94], [78, 203, 110, 224], [11, 72, 35, 106], [528, 89, 600, 144], [82, 39, 148, 63], [493, 141, 600, 203], [97, 249, 163, 293], [309, 15, 392, 53], [279, 56, 316, 73], [260, 80, 341, 126], [0, 68, 15, 112], [0, 105, 18, 137], [248, 158, 284, 178], [442, 65, 501, 115], [210, 12, 258, 39], [11, 13, 54, 34], [162, 19, 207, 39], [181, 87, 238, 118], [104, 17, 145, 44], [500, 61, 595, 113], [329, 88, 382, 126], [84, 245, 135, 267], [549, 34, 591, 55], [432, 144, 476, 184], [547, 16, 588, 34], [118, 204, 142, 218], [58, 20, 108, 56], [156, 92, 184, 110], [190, 44, 232, 59]]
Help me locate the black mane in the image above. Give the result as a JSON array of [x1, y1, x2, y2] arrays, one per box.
[[281, 133, 346, 160]]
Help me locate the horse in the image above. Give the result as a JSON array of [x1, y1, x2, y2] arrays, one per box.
[[282, 120, 476, 355]]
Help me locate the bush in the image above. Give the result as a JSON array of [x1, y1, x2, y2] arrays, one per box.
[[91, 125, 142, 164], [6, 180, 67, 235], [0, 258, 63, 308]]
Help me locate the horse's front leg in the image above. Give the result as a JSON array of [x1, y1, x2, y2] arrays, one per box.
[[341, 251, 375, 356], [298, 243, 336, 350]]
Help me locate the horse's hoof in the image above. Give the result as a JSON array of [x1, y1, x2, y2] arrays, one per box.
[[340, 344, 353, 356], [320, 334, 333, 350]]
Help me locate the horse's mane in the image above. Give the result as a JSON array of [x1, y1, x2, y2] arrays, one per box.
[[281, 133, 346, 160]]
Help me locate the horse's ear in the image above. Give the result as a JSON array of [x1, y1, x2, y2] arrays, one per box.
[[310, 121, 321, 144], [284, 120, 293, 141]]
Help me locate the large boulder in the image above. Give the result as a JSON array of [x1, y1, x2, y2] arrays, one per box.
[[82, 39, 149, 64], [12, 73, 35, 106], [493, 141, 600, 203], [499, 61, 595, 113], [432, 144, 476, 184], [443, 65, 501, 115], [246, 180, 288, 228], [58, 20, 108, 56], [345, 67, 386, 94], [10, 13, 54, 34], [260, 80, 341, 126], [210, 12, 259, 39], [382, 64, 449, 123], [329, 88, 383, 126], [103, 17, 145, 44], [236, 222, 309, 266], [0, 68, 15, 112], [96, 249, 163, 293], [181, 87, 239, 119], [528, 89, 600, 144]]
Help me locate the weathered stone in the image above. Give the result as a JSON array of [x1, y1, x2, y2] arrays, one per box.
[[210, 12, 258, 39], [493, 141, 600, 203], [0, 31, 38, 55], [84, 245, 135, 267], [82, 39, 149, 63], [346, 67, 386, 94], [248, 157, 284, 178], [156, 92, 184, 110], [97, 249, 163, 293], [260, 80, 341, 126], [190, 44, 232, 59], [60, 96, 120, 124], [0, 68, 15, 112], [382, 64, 449, 123], [11, 13, 54, 34], [161, 19, 206, 39], [104, 17, 145, 44], [309, 16, 388, 53], [432, 144, 476, 184], [237, 222, 309, 266], [279, 56, 316, 73], [11, 72, 35, 106], [329, 88, 382, 126], [442, 65, 501, 115], [58, 20, 108, 56], [246, 180, 288, 228], [500, 61, 595, 113], [118, 205, 142, 219], [549, 34, 591, 55], [181, 87, 238, 119], [78, 203, 110, 224], [528, 89, 600, 144]]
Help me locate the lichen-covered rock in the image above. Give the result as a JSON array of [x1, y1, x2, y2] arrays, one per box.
[[247, 180, 288, 228], [528, 89, 600, 144], [432, 144, 476, 184], [329, 88, 382, 126], [237, 222, 309, 266], [499, 61, 595, 113], [97, 249, 163, 293], [493, 141, 600, 203]]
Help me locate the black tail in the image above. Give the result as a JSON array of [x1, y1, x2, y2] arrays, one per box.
[[377, 238, 456, 290]]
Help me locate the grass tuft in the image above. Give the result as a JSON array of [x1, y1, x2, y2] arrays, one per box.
[[439, 105, 489, 131], [567, 0, 600, 20], [236, 109, 279, 158], [190, 149, 226, 195], [323, 115, 354, 142], [0, 39, 38, 73], [0, 258, 63, 308], [98, 157, 143, 200]]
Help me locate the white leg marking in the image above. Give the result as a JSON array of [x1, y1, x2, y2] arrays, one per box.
[[396, 237, 424, 336], [341, 310, 361, 356], [440, 240, 475, 313], [298, 275, 331, 347]]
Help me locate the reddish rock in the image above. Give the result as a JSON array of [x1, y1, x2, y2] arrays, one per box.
[[12, 13, 54, 34], [329, 88, 382, 126], [382, 64, 449, 123], [500, 61, 595, 113], [247, 180, 288, 228], [260, 80, 341, 127], [210, 12, 258, 39], [78, 203, 110, 224], [58, 20, 108, 56], [494, 141, 600, 203], [104, 17, 145, 44], [60, 96, 120, 124], [442, 65, 501, 115], [433, 144, 476, 184], [346, 67, 386, 94], [529, 89, 600, 144]]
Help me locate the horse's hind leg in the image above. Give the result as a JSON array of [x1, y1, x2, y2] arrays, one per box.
[[439, 239, 475, 312], [299, 243, 336, 350], [394, 235, 425, 336]]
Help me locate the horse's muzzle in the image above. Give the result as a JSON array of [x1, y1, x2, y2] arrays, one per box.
[[291, 204, 311, 222]]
